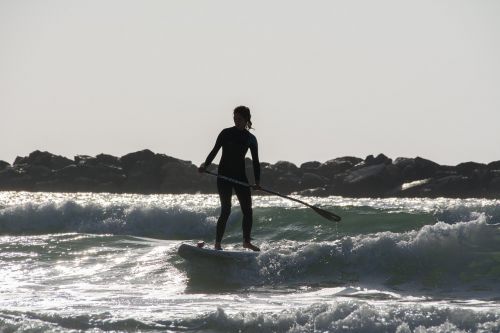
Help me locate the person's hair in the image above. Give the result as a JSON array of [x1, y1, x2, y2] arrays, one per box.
[[233, 105, 253, 130]]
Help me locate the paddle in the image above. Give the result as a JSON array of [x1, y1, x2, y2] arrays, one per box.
[[204, 170, 341, 222]]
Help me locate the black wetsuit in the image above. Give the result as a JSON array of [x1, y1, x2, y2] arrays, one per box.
[[204, 126, 260, 243]]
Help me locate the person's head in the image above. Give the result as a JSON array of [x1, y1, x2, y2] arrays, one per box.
[[233, 105, 253, 130]]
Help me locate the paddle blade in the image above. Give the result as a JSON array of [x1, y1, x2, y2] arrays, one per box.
[[311, 206, 342, 222]]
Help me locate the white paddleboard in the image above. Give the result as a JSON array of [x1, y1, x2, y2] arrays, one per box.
[[178, 243, 259, 261]]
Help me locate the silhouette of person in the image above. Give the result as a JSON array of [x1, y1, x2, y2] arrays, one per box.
[[198, 106, 261, 251]]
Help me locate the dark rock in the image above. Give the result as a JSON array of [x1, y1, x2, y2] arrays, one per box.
[[393, 157, 413, 168], [120, 150, 191, 193], [273, 174, 302, 194], [334, 156, 364, 165], [263, 161, 301, 194], [488, 177, 500, 196], [34, 177, 92, 192], [0, 167, 34, 190], [14, 150, 73, 170], [56, 164, 124, 182], [316, 156, 362, 179], [487, 160, 500, 170], [300, 172, 329, 189], [344, 164, 386, 183], [253, 161, 301, 193], [120, 149, 156, 170], [160, 159, 208, 194], [428, 175, 477, 198], [75, 155, 95, 166], [56, 165, 87, 179], [259, 164, 281, 189], [2, 150, 500, 198], [364, 153, 392, 166], [300, 161, 321, 172], [0, 160, 10, 171], [29, 163, 125, 192], [75, 154, 122, 169], [120, 150, 163, 193], [244, 158, 261, 185], [394, 156, 440, 182], [436, 165, 458, 177], [397, 175, 478, 198], [24, 165, 53, 179], [455, 162, 487, 176], [96, 154, 121, 168], [260, 162, 271, 169], [333, 163, 401, 197], [273, 161, 300, 174]]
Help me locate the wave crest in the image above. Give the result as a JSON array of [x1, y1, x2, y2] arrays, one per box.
[[184, 215, 500, 291], [0, 201, 215, 239]]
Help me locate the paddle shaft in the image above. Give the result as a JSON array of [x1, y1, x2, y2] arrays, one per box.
[[203, 170, 341, 222], [206, 171, 312, 207]]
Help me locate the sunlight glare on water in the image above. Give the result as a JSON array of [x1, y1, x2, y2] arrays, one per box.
[[1, 192, 500, 332]]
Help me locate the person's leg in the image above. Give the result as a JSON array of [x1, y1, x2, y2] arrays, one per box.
[[215, 178, 232, 249], [235, 184, 260, 251]]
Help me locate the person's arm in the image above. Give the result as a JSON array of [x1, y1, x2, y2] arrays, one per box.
[[199, 131, 224, 172], [249, 136, 261, 186]]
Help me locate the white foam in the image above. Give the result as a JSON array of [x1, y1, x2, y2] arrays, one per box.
[[172, 301, 500, 333], [239, 214, 500, 291], [0, 199, 216, 238]]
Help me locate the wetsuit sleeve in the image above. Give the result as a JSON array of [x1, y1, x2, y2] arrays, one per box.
[[204, 130, 224, 167], [250, 136, 261, 183]]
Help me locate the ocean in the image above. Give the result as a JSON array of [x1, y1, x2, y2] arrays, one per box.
[[1, 191, 499, 332]]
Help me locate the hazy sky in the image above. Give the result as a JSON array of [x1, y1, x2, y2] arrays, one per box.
[[1, 0, 499, 166]]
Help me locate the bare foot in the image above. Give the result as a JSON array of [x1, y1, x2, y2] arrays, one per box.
[[214, 242, 222, 250], [243, 242, 260, 252]]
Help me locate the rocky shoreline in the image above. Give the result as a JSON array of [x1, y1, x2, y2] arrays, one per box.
[[0, 150, 499, 198]]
